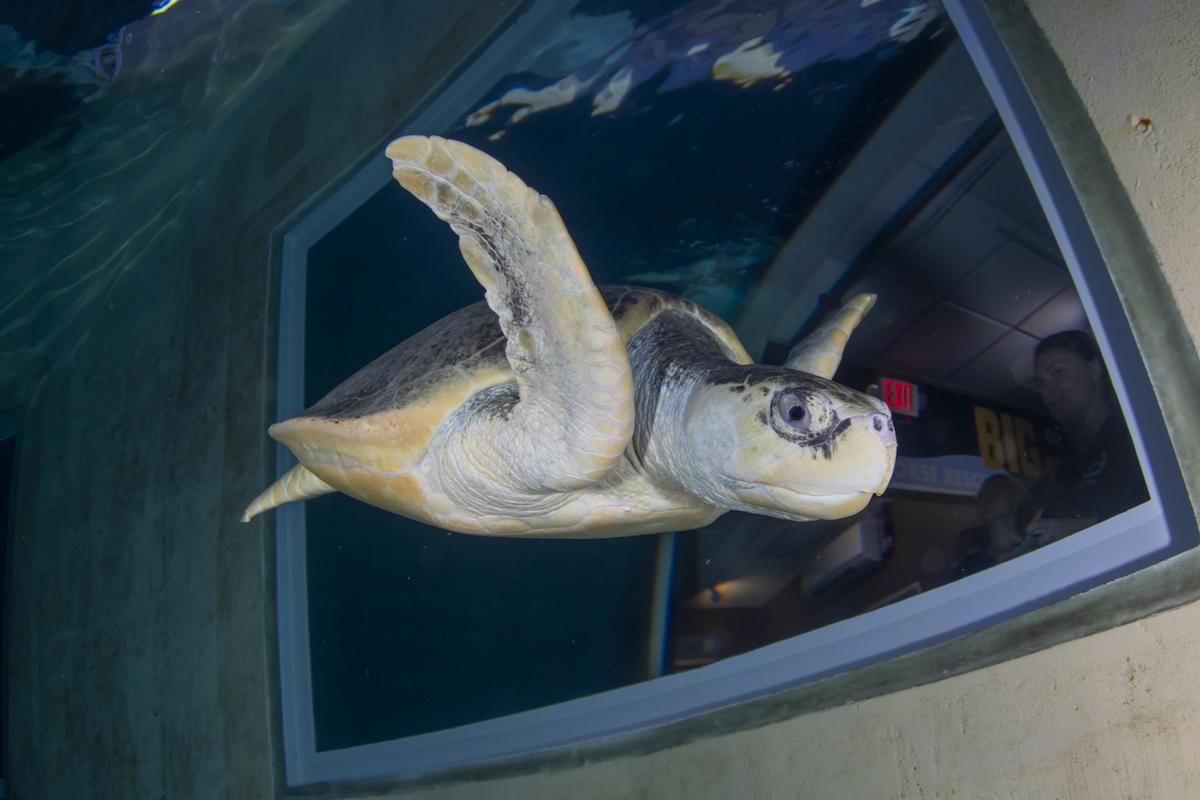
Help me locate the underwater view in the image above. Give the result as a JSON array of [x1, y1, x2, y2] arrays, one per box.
[[296, 0, 952, 748], [279, 0, 1147, 752], [1, 0, 1168, 791]]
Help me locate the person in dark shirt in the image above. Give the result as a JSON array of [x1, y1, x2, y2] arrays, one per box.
[[1025, 330, 1148, 543], [947, 474, 1040, 581]]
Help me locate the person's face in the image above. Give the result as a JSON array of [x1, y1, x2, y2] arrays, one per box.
[[1035, 348, 1101, 423]]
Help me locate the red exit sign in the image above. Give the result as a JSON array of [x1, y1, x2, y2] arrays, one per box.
[[881, 377, 919, 417]]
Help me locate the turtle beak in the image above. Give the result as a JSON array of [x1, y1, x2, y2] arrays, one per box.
[[875, 447, 896, 495]]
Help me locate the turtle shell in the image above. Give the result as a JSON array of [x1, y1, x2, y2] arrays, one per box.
[[268, 285, 750, 514]]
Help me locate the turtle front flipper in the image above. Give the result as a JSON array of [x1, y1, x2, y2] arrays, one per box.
[[784, 293, 876, 379], [386, 136, 634, 493]]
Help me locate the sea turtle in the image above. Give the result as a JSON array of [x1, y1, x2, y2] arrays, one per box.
[[242, 136, 896, 537]]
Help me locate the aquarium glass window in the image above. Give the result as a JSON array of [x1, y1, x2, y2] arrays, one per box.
[[274, 0, 1197, 785]]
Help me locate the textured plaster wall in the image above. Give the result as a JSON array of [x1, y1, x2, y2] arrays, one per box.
[[400, 613, 1200, 798], [399, 1, 1200, 798], [1025, 0, 1200, 340]]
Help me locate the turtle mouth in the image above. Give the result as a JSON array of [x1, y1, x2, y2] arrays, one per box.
[[728, 480, 878, 521]]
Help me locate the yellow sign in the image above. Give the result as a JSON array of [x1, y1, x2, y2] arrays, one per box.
[[973, 405, 1043, 477]]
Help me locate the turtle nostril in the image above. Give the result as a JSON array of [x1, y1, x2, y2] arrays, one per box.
[[869, 412, 896, 446]]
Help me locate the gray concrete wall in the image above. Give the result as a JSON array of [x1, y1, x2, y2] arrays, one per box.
[[5, 0, 1200, 798], [1, 1, 521, 797]]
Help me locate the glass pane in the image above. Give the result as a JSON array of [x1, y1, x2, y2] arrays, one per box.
[[299, 0, 1148, 745]]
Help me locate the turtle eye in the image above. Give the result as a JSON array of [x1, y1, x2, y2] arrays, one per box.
[[774, 389, 811, 431]]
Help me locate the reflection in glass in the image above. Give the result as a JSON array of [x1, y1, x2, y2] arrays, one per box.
[[1023, 331, 1148, 541]]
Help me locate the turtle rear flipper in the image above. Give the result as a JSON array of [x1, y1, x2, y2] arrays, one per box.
[[386, 136, 635, 493], [241, 464, 335, 523]]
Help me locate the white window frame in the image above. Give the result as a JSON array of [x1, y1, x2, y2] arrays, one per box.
[[271, 0, 1199, 786]]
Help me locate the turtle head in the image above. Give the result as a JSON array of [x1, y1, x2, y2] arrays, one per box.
[[674, 366, 897, 521]]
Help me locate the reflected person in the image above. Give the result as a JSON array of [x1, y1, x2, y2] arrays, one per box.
[[1025, 330, 1148, 544], [947, 474, 1037, 580]]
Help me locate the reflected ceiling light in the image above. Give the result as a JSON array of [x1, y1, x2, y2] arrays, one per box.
[[151, 0, 182, 16]]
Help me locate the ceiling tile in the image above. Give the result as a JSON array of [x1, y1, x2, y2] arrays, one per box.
[[1016, 218, 1062, 262], [1018, 286, 1090, 339], [949, 241, 1070, 324], [885, 193, 1006, 292], [879, 301, 1008, 379], [949, 327, 1041, 401], [1023, 206, 1056, 243]]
